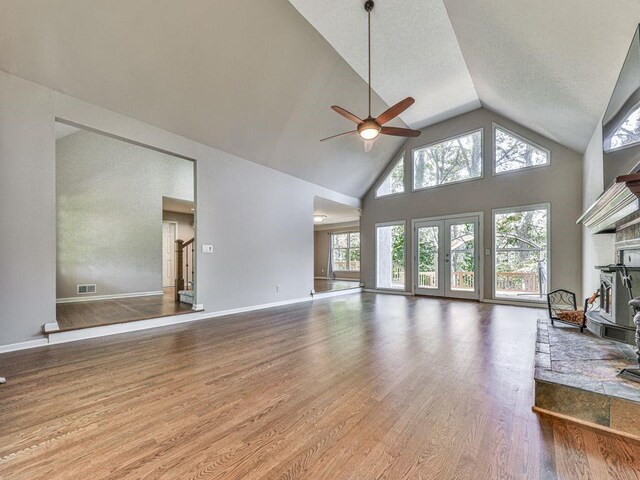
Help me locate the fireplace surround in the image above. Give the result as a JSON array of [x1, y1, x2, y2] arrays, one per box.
[[586, 249, 640, 345]]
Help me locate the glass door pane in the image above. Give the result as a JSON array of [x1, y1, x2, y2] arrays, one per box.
[[417, 226, 439, 290], [376, 224, 405, 290], [448, 222, 475, 292], [444, 217, 479, 299], [414, 221, 444, 296]]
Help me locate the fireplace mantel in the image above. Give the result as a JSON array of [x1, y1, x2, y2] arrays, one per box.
[[577, 173, 640, 233]]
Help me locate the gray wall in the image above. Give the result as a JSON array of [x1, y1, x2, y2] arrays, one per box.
[[361, 108, 584, 300], [0, 71, 359, 346], [56, 130, 194, 299], [314, 221, 360, 280], [581, 122, 615, 298]]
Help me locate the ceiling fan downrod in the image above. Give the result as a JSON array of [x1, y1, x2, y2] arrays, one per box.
[[365, 0, 374, 118]]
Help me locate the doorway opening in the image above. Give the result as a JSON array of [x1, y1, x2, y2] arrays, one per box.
[[54, 121, 196, 331], [412, 213, 482, 300], [313, 197, 361, 294]]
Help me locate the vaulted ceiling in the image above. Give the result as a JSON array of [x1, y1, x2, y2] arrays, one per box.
[[290, 0, 640, 153], [2, 0, 640, 198]]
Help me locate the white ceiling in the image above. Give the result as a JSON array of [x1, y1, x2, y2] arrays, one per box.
[[290, 0, 640, 153], [288, 0, 480, 129], [314, 197, 360, 225]]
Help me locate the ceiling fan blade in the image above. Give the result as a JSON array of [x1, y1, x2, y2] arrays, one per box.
[[364, 139, 375, 153], [375, 97, 415, 125], [331, 106, 364, 125], [320, 130, 357, 142], [380, 126, 421, 137]]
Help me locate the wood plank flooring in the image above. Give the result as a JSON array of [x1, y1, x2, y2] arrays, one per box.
[[56, 287, 193, 331], [2, 293, 640, 479]]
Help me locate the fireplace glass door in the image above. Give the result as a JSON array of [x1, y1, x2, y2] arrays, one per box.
[[414, 215, 480, 300]]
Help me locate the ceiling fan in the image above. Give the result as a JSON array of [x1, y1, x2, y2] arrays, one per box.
[[321, 0, 421, 152]]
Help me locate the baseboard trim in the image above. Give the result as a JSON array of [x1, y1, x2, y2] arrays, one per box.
[[333, 277, 361, 282], [314, 276, 329, 280], [46, 295, 317, 346], [363, 288, 411, 296], [0, 338, 49, 354], [56, 290, 164, 304], [7, 291, 368, 351]]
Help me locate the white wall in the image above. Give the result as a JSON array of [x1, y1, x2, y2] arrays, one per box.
[[581, 122, 615, 298], [0, 71, 359, 347]]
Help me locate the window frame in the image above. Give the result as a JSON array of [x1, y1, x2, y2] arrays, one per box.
[[492, 202, 551, 303], [331, 231, 361, 272], [374, 152, 406, 199], [411, 128, 485, 192], [492, 123, 551, 176], [603, 99, 640, 153], [374, 220, 407, 291]]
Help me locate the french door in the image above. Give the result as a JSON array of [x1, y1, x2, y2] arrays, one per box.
[[414, 215, 480, 300]]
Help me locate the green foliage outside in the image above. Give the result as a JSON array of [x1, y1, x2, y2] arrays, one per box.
[[414, 131, 482, 188], [495, 127, 548, 173], [391, 225, 405, 272], [495, 209, 547, 273]]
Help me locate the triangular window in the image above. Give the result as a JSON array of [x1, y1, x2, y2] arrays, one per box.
[[494, 126, 549, 174], [376, 155, 405, 198], [606, 104, 640, 151]]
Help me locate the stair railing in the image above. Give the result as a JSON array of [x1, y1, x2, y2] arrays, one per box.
[[175, 238, 195, 302]]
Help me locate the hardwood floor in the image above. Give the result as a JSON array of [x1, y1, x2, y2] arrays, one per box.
[[56, 287, 193, 331], [2, 293, 640, 479], [314, 278, 361, 293]]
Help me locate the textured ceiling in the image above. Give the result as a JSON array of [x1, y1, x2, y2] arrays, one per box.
[[444, 0, 640, 152], [0, 0, 406, 198], [290, 0, 640, 153], [288, 0, 480, 129]]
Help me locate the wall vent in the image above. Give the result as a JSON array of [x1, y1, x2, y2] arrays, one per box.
[[77, 284, 97, 295]]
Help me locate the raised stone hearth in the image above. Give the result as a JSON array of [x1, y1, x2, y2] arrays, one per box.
[[534, 318, 640, 438]]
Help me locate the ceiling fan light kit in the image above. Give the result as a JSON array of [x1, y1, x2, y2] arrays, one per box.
[[321, 0, 421, 151]]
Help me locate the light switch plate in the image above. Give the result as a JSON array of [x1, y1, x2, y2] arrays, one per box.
[[202, 244, 213, 253]]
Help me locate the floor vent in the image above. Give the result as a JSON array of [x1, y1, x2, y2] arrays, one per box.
[[77, 284, 97, 294]]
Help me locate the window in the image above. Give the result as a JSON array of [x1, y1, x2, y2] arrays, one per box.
[[494, 125, 549, 174], [332, 232, 360, 271], [494, 205, 549, 301], [376, 223, 405, 289], [605, 103, 640, 151], [376, 154, 405, 197], [413, 129, 482, 190]]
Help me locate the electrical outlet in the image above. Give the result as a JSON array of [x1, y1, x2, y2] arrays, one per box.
[[202, 244, 213, 253], [276, 285, 281, 292], [485, 248, 491, 256]]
